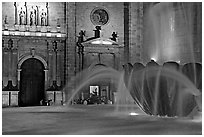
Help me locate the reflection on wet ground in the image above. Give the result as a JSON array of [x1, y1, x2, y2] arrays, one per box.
[[2, 105, 202, 135]]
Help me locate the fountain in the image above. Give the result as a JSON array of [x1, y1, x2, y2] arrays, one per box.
[[126, 61, 201, 117], [62, 2, 201, 119], [63, 61, 201, 118]]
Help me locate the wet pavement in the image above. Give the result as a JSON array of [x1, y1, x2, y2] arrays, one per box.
[[2, 105, 202, 135]]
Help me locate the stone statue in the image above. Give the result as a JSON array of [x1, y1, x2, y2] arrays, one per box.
[[78, 30, 85, 43], [30, 6, 36, 26], [41, 9, 47, 26], [19, 7, 25, 25], [110, 32, 118, 41], [4, 15, 8, 24], [94, 26, 101, 38], [57, 18, 60, 27]]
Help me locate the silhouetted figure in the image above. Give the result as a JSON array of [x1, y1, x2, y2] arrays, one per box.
[[41, 9, 47, 26], [78, 30, 85, 43], [110, 32, 118, 41], [94, 26, 101, 38], [85, 26, 101, 41]]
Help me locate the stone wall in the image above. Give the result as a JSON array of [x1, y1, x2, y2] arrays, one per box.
[[2, 2, 66, 33], [65, 2, 77, 98], [2, 2, 67, 106], [75, 2, 124, 44], [129, 2, 144, 64], [2, 2, 201, 106]]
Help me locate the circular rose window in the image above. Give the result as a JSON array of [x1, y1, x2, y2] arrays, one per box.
[[90, 7, 109, 26]]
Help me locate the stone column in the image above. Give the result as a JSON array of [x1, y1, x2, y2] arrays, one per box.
[[2, 40, 9, 87], [124, 2, 130, 64], [131, 2, 143, 63], [12, 50, 18, 86], [17, 69, 21, 89], [52, 41, 57, 81], [12, 39, 18, 86], [44, 69, 48, 86], [47, 40, 53, 87], [25, 2, 28, 25], [36, 6, 39, 26], [44, 69, 48, 100], [53, 51, 57, 81], [8, 51, 12, 81], [14, 2, 17, 25], [8, 39, 13, 81], [77, 43, 84, 72], [56, 44, 61, 86], [111, 53, 116, 69], [65, 2, 77, 101], [46, 2, 49, 26]]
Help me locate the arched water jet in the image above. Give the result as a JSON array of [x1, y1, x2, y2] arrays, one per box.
[[63, 66, 123, 105], [163, 61, 180, 116], [63, 61, 201, 118], [182, 63, 202, 112]]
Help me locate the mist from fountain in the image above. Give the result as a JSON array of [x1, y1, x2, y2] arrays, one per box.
[[124, 62, 201, 117], [63, 62, 201, 118], [137, 2, 201, 118]]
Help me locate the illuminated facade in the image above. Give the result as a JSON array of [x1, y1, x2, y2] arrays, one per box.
[[2, 2, 201, 107]]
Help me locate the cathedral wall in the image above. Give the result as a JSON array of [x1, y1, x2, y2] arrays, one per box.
[[75, 2, 125, 70], [2, 2, 202, 107], [2, 2, 67, 106], [2, 2, 66, 32], [76, 2, 124, 45]]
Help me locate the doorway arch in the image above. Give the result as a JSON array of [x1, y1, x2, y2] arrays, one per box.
[[19, 58, 45, 106]]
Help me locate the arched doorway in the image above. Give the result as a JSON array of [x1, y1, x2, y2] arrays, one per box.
[[19, 58, 45, 106], [81, 63, 113, 104]]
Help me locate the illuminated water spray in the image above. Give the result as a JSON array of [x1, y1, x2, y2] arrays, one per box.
[[62, 3, 201, 119]]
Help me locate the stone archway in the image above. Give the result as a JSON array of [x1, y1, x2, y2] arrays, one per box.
[[19, 58, 45, 106]]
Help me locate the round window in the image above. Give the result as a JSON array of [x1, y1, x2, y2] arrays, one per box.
[[90, 7, 109, 26]]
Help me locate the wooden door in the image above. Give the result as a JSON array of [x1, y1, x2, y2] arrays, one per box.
[[19, 58, 45, 106]]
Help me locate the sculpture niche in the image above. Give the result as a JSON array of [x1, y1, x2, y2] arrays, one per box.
[[30, 6, 37, 26]]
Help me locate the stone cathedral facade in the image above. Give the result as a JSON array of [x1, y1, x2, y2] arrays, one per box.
[[2, 2, 202, 107]]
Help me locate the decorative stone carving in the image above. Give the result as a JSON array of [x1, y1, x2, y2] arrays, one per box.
[[14, 2, 49, 27], [41, 9, 47, 26], [77, 30, 85, 43], [57, 18, 60, 27], [14, 2, 17, 25], [8, 39, 13, 50], [4, 15, 8, 25], [30, 6, 37, 26], [31, 48, 35, 57], [19, 7, 26, 25], [52, 41, 57, 52], [94, 26, 101, 38], [110, 32, 118, 42]]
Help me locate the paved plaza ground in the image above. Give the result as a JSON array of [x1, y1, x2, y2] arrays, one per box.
[[2, 105, 202, 135]]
